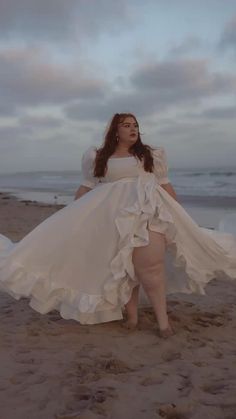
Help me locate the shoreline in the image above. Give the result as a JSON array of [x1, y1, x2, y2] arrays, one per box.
[[2, 188, 236, 208], [0, 191, 63, 242], [179, 194, 236, 208], [1, 190, 235, 231]]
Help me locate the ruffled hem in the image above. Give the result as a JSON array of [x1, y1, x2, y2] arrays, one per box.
[[0, 173, 235, 324], [0, 256, 124, 324]]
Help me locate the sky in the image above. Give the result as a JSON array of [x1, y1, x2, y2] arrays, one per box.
[[0, 0, 236, 173]]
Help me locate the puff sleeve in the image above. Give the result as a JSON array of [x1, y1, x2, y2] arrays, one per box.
[[80, 146, 99, 188], [152, 147, 170, 185]]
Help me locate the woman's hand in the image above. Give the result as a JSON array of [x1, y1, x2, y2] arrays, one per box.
[[74, 185, 92, 200], [160, 182, 178, 202]]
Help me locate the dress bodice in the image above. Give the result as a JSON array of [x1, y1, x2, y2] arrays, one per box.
[[104, 156, 141, 182], [80, 145, 170, 188]]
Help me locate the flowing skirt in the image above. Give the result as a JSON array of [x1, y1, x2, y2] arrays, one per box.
[[0, 173, 235, 324]]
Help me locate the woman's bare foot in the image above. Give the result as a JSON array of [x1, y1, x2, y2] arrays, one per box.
[[122, 319, 138, 330], [158, 323, 175, 339]]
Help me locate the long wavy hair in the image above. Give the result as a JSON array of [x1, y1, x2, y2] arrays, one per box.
[[94, 113, 154, 178]]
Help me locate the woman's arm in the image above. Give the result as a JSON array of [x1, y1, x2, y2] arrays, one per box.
[[160, 182, 178, 202], [74, 185, 92, 200]]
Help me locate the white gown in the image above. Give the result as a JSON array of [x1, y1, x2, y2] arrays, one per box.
[[0, 146, 235, 324]]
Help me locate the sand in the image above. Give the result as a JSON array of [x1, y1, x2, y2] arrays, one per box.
[[0, 192, 236, 419]]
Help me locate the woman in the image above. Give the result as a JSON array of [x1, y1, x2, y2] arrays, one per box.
[[75, 113, 178, 337], [0, 113, 235, 338]]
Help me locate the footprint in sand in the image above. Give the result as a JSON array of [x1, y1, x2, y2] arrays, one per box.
[[161, 351, 182, 362], [168, 304, 229, 333], [177, 375, 193, 397], [186, 336, 207, 348], [168, 313, 181, 323], [96, 358, 134, 374], [2, 308, 14, 316], [213, 350, 223, 359], [77, 344, 97, 359], [9, 370, 46, 386], [26, 327, 41, 337], [182, 302, 195, 307], [15, 356, 42, 366], [75, 357, 134, 384], [192, 361, 208, 367], [140, 376, 164, 386], [17, 347, 32, 354], [56, 386, 116, 419], [193, 312, 225, 328], [157, 403, 192, 419], [168, 300, 181, 308], [201, 381, 229, 395], [97, 351, 114, 359], [56, 410, 102, 419]]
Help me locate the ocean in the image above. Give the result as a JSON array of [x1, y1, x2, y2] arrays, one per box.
[[0, 168, 235, 229]]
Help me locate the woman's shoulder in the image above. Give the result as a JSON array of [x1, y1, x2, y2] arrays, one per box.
[[82, 145, 97, 160], [149, 145, 166, 158]]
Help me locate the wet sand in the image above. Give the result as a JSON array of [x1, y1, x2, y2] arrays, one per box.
[[0, 192, 236, 419]]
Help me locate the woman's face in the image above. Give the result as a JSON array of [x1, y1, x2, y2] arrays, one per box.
[[116, 116, 139, 146]]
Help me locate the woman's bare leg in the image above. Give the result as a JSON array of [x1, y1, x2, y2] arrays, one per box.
[[132, 230, 173, 335], [123, 285, 140, 329]]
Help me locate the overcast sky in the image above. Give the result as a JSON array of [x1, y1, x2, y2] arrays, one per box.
[[0, 0, 236, 173]]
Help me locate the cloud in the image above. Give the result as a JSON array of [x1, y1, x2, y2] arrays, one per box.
[[0, 46, 107, 115], [151, 116, 236, 166], [155, 119, 214, 141], [187, 105, 236, 120], [64, 89, 165, 123], [0, 125, 33, 142], [168, 37, 203, 57], [65, 95, 139, 122], [0, 103, 17, 117], [219, 15, 236, 51], [0, 2, 235, 172], [65, 58, 236, 122], [130, 59, 236, 99], [0, 125, 33, 166], [0, 129, 83, 173], [0, 0, 131, 43], [19, 115, 64, 129]]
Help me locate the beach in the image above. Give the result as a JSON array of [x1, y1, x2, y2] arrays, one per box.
[[1, 192, 236, 419]]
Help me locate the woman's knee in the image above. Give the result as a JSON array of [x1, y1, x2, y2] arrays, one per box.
[[132, 229, 166, 276], [134, 258, 165, 282]]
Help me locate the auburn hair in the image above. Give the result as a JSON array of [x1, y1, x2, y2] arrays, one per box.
[[94, 113, 154, 178]]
